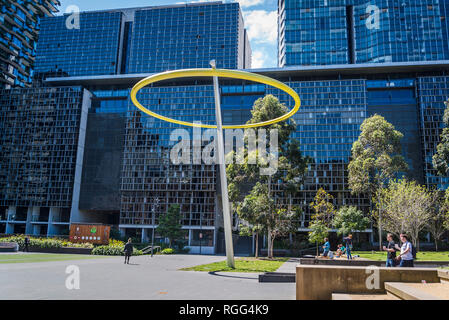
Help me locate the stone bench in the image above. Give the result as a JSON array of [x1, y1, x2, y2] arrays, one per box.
[[0, 242, 19, 252], [296, 264, 440, 300]]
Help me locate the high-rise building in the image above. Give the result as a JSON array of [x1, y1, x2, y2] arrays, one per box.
[[2, 0, 449, 253], [32, 61, 448, 251], [278, 0, 449, 67], [0, 2, 253, 250], [0, 0, 60, 88], [34, 2, 251, 77]]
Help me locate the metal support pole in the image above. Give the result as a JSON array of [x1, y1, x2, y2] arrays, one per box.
[[210, 60, 235, 268], [151, 197, 159, 258]]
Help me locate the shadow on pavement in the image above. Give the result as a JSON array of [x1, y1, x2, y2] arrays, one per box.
[[207, 271, 258, 280]]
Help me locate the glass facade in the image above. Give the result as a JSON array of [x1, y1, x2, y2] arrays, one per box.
[[120, 85, 217, 228], [279, 0, 449, 66], [0, 0, 60, 88], [0, 86, 84, 208], [128, 3, 243, 72], [418, 75, 449, 189], [34, 2, 250, 78], [35, 11, 123, 77]]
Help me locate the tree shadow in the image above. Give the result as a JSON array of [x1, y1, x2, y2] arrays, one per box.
[[207, 271, 258, 280]]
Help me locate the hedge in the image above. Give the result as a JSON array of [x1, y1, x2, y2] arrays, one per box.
[[91, 239, 143, 256], [0, 235, 93, 250]]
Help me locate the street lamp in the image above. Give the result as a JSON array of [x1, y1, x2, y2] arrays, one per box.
[[151, 197, 160, 257]]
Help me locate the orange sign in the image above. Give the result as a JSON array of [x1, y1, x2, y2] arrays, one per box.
[[69, 224, 110, 245]]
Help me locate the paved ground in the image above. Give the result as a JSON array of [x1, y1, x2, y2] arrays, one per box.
[[275, 258, 300, 273], [0, 253, 296, 300]]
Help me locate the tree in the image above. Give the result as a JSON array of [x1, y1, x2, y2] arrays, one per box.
[[348, 114, 408, 249], [375, 179, 434, 248], [428, 189, 449, 251], [333, 206, 371, 236], [308, 188, 334, 256], [227, 95, 309, 259], [309, 188, 335, 228], [156, 204, 185, 248], [433, 99, 449, 176], [308, 220, 329, 257], [237, 182, 271, 258], [237, 182, 301, 259]]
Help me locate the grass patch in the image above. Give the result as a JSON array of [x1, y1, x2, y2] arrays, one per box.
[[353, 251, 449, 261], [0, 253, 109, 264], [180, 257, 289, 273]]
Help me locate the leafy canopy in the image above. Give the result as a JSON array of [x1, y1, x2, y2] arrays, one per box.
[[433, 99, 449, 176], [333, 206, 370, 236], [348, 114, 407, 194]]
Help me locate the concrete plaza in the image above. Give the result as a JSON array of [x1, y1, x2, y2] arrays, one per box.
[[0, 254, 295, 300]]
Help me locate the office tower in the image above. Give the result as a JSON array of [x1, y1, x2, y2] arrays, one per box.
[[0, 0, 60, 88], [278, 0, 449, 66], [34, 2, 251, 77]]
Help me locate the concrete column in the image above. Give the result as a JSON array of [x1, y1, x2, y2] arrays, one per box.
[[5, 223, 14, 234], [69, 89, 91, 224], [141, 228, 147, 243], [5, 206, 16, 235], [25, 207, 34, 234], [7, 206, 16, 221], [47, 207, 61, 236]]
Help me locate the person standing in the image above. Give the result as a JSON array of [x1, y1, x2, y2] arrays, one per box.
[[343, 234, 353, 260], [382, 233, 397, 267], [322, 238, 330, 257], [24, 235, 30, 252], [124, 238, 133, 264], [396, 233, 414, 267]]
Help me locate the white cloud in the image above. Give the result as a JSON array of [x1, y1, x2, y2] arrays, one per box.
[[176, 0, 265, 8], [238, 0, 265, 8], [243, 10, 277, 44], [251, 50, 266, 68]]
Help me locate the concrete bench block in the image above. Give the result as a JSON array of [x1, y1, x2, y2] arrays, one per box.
[[296, 264, 440, 300]]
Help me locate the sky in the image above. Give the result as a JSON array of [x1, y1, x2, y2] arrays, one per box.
[[57, 0, 278, 68]]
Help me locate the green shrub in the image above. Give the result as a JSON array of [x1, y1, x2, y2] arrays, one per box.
[[91, 239, 143, 256], [0, 235, 93, 250], [161, 248, 175, 254]]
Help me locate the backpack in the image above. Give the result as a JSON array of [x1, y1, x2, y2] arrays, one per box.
[[411, 243, 417, 260]]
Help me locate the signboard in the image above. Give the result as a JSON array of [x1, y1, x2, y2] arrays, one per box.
[[69, 224, 110, 245]]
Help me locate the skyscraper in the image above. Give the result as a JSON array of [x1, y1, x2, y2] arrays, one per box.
[[34, 2, 251, 77], [278, 0, 449, 66], [0, 0, 60, 88]]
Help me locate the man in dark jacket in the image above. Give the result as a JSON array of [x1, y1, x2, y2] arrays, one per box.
[[24, 236, 30, 252], [124, 238, 133, 264]]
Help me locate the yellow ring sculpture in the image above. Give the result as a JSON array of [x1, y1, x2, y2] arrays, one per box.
[[130, 68, 301, 129]]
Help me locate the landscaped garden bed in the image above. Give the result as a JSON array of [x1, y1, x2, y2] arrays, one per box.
[[180, 257, 289, 273]]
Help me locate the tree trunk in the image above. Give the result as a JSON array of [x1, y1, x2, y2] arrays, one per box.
[[255, 232, 259, 258], [267, 176, 273, 259], [267, 228, 272, 259], [378, 209, 382, 251], [435, 239, 438, 252], [316, 241, 319, 257], [271, 236, 275, 258]]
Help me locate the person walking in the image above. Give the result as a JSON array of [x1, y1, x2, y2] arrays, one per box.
[[322, 238, 330, 258], [382, 233, 397, 267], [396, 233, 414, 267], [24, 235, 30, 252], [124, 238, 133, 264], [343, 234, 353, 260]]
